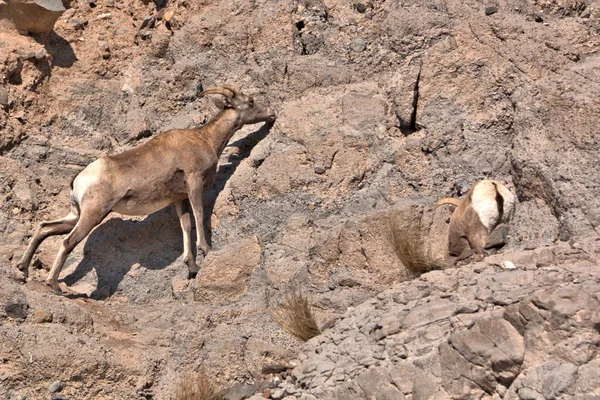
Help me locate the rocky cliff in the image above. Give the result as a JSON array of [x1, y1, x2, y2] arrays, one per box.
[[1, 0, 599, 398]]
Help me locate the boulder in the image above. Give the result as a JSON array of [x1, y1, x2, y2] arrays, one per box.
[[6, 0, 65, 34], [194, 236, 262, 304]]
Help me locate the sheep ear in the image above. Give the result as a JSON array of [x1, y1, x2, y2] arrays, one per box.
[[213, 98, 226, 109]]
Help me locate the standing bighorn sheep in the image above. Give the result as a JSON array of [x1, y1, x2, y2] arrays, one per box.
[[15, 85, 276, 294], [435, 179, 516, 262]]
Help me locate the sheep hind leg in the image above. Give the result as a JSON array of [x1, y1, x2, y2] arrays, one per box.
[[175, 200, 200, 279], [467, 230, 488, 262], [450, 236, 477, 265], [455, 232, 488, 264], [45, 208, 109, 295], [15, 212, 79, 280]]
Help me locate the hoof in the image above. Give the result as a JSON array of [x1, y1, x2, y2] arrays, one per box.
[[187, 261, 201, 280], [473, 253, 485, 262], [199, 245, 212, 257], [45, 279, 62, 295]]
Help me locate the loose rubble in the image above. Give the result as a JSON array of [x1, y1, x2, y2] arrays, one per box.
[[271, 239, 600, 399]]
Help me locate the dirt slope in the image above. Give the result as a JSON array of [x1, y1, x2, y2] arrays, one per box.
[[1, 0, 599, 398]]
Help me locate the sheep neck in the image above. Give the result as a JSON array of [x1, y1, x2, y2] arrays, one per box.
[[203, 109, 242, 157]]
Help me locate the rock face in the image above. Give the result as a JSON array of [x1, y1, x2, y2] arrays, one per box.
[[0, 0, 599, 398], [274, 239, 600, 399], [3, 0, 65, 34]]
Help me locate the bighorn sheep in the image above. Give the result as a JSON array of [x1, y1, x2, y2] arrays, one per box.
[[15, 85, 276, 294], [435, 179, 516, 262]]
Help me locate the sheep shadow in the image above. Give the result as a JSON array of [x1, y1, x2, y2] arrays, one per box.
[[38, 31, 78, 68], [62, 207, 183, 300], [61, 121, 273, 300]]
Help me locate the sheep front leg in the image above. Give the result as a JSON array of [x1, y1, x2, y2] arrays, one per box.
[[186, 177, 212, 278], [175, 200, 201, 278]]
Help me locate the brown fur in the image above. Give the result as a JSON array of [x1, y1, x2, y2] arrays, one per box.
[[15, 86, 275, 294], [436, 180, 514, 263]]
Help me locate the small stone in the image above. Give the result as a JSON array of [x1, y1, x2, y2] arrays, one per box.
[[223, 383, 259, 400], [140, 15, 155, 29], [270, 388, 286, 400], [427, 3, 438, 9], [313, 165, 325, 174], [485, 6, 498, 15], [96, 13, 112, 20], [51, 395, 68, 400], [49, 380, 62, 393], [70, 18, 87, 30], [355, 3, 367, 13], [15, 50, 36, 59], [350, 38, 366, 53], [262, 362, 288, 374], [98, 41, 110, 52], [35, 48, 47, 60], [5, 297, 28, 319], [534, 15, 544, 23], [34, 311, 53, 323], [501, 261, 516, 270], [153, 0, 165, 6], [0, 88, 10, 107], [139, 30, 152, 40], [163, 10, 175, 22]]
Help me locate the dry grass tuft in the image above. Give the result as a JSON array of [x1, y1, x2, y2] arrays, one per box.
[[174, 370, 223, 400], [388, 216, 441, 275], [273, 288, 321, 341]]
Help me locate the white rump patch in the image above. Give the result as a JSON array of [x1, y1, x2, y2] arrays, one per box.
[[471, 180, 516, 230], [471, 181, 501, 230], [71, 159, 106, 204]]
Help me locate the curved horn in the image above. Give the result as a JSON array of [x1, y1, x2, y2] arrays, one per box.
[[200, 87, 235, 98], [435, 198, 461, 208], [221, 84, 241, 97]]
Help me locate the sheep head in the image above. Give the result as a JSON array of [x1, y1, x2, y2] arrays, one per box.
[[201, 85, 276, 125]]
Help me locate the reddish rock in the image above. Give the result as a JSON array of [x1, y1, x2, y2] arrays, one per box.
[[6, 0, 65, 34]]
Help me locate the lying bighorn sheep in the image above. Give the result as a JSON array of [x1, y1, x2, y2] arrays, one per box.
[[435, 179, 516, 262], [15, 85, 275, 294]]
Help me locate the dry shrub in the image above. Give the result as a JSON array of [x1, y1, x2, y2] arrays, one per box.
[[174, 370, 222, 400], [273, 288, 321, 341], [389, 216, 440, 275]]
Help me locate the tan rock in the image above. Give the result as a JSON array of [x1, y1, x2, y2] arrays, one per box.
[[263, 244, 306, 287], [170, 276, 192, 300], [33, 310, 53, 323], [6, 0, 65, 34], [194, 236, 262, 304]]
